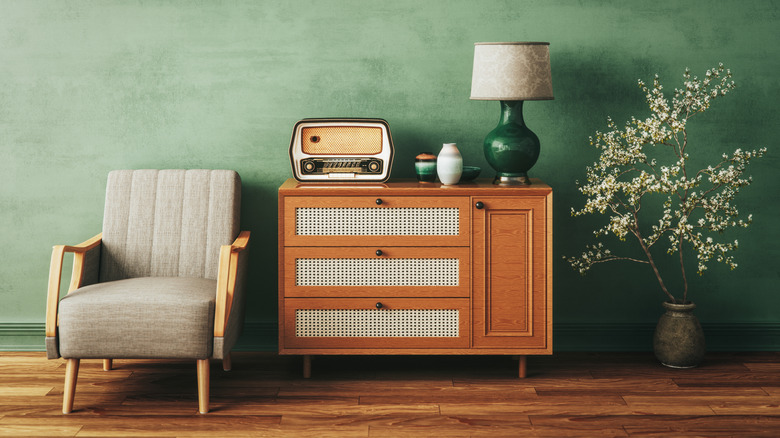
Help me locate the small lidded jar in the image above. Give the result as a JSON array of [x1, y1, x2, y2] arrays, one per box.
[[415, 152, 437, 182]]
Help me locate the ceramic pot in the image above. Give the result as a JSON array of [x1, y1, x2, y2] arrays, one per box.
[[653, 301, 706, 368], [415, 152, 437, 182], [437, 143, 462, 185]]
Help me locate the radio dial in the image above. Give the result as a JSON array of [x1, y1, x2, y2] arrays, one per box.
[[367, 160, 380, 173], [302, 161, 316, 173]]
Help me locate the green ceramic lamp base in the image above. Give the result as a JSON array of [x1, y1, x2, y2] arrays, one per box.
[[484, 100, 540, 185]]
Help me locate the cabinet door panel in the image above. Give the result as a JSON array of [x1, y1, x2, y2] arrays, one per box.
[[472, 196, 551, 350]]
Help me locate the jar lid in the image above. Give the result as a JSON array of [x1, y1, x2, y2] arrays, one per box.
[[415, 152, 436, 160]]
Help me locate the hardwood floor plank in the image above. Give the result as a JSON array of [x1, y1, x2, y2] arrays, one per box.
[[531, 414, 780, 436], [744, 362, 780, 372], [441, 401, 716, 416], [0, 416, 282, 437], [673, 373, 780, 388], [0, 425, 81, 437], [707, 399, 780, 415], [366, 414, 536, 437], [0, 385, 53, 396], [763, 387, 780, 396]]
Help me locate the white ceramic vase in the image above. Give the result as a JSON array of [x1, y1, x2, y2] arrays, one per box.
[[437, 143, 463, 185]]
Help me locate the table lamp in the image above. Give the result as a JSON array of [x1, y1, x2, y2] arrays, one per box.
[[470, 42, 553, 185]]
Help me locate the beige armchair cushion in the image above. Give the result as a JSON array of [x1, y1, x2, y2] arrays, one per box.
[[58, 277, 217, 359]]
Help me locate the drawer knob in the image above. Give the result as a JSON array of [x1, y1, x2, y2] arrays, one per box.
[[375, 249, 383, 256], [375, 302, 383, 309], [475, 201, 484, 209], [375, 198, 383, 205]]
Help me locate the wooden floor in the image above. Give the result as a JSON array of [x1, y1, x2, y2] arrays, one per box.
[[0, 352, 778, 437]]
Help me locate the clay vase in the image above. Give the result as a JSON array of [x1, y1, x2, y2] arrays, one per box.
[[653, 301, 706, 368]]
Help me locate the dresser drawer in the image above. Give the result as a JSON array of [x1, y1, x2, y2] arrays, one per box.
[[284, 246, 470, 297], [283, 298, 470, 349], [282, 196, 470, 246]]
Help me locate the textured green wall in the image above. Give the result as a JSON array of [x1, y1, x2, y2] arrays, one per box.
[[1, 1, 778, 350]]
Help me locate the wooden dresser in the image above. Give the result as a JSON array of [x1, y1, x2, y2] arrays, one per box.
[[278, 178, 552, 377]]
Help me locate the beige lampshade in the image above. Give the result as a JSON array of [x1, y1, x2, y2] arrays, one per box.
[[470, 42, 553, 101]]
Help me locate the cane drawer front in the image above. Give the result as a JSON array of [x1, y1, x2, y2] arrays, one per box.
[[285, 246, 470, 298], [283, 196, 470, 246], [284, 298, 470, 349]]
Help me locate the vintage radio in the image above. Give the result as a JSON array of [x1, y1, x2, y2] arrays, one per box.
[[289, 118, 394, 182]]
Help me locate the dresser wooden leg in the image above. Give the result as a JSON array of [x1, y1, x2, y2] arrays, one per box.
[[222, 352, 232, 372], [303, 355, 311, 379], [103, 359, 112, 371], [518, 355, 527, 378]]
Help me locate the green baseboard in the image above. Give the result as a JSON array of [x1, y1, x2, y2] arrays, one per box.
[[2, 322, 778, 352], [553, 323, 780, 352]]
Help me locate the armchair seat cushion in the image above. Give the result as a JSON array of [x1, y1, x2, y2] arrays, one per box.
[[58, 277, 217, 359]]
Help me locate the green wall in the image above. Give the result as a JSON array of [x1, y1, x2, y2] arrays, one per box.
[[2, 0, 778, 351]]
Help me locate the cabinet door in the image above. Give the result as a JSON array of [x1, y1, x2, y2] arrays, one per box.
[[472, 196, 551, 351]]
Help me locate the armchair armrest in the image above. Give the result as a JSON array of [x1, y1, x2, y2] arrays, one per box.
[[214, 231, 251, 337], [45, 233, 102, 339]]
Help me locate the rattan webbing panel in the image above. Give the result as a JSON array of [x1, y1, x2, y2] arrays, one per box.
[[296, 207, 459, 235], [295, 309, 459, 337], [296, 258, 459, 286]]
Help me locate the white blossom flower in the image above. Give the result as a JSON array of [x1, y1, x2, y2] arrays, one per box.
[[566, 64, 766, 305]]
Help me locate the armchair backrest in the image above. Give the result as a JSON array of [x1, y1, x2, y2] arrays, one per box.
[[100, 169, 241, 282]]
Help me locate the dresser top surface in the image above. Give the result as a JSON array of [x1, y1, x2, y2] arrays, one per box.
[[279, 178, 552, 196]]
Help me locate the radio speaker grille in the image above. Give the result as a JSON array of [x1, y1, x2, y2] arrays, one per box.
[[296, 258, 459, 286], [296, 207, 459, 235], [295, 309, 459, 337], [301, 126, 383, 155]]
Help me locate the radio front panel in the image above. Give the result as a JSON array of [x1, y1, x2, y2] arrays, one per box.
[[289, 118, 394, 182]]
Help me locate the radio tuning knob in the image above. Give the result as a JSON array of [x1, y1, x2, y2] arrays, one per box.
[[368, 160, 380, 172], [302, 161, 316, 173]]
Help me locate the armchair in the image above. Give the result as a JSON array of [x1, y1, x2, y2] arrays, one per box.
[[45, 169, 250, 414]]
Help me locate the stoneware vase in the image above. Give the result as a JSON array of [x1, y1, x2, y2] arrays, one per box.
[[653, 301, 706, 368], [437, 143, 462, 185]]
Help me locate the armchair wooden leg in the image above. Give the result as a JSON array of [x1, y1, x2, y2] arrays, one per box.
[[222, 353, 231, 372], [103, 359, 113, 371], [63, 359, 80, 414], [197, 359, 209, 414]]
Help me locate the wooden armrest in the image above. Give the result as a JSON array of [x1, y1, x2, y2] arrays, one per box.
[[45, 233, 102, 337], [214, 231, 251, 337]]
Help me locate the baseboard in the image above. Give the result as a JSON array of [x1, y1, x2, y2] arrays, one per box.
[[2, 322, 778, 352], [554, 323, 780, 352]]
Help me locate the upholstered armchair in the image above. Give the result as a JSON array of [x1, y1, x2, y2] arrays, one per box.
[[45, 169, 250, 414]]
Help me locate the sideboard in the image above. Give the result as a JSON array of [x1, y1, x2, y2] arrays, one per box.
[[278, 178, 552, 378]]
